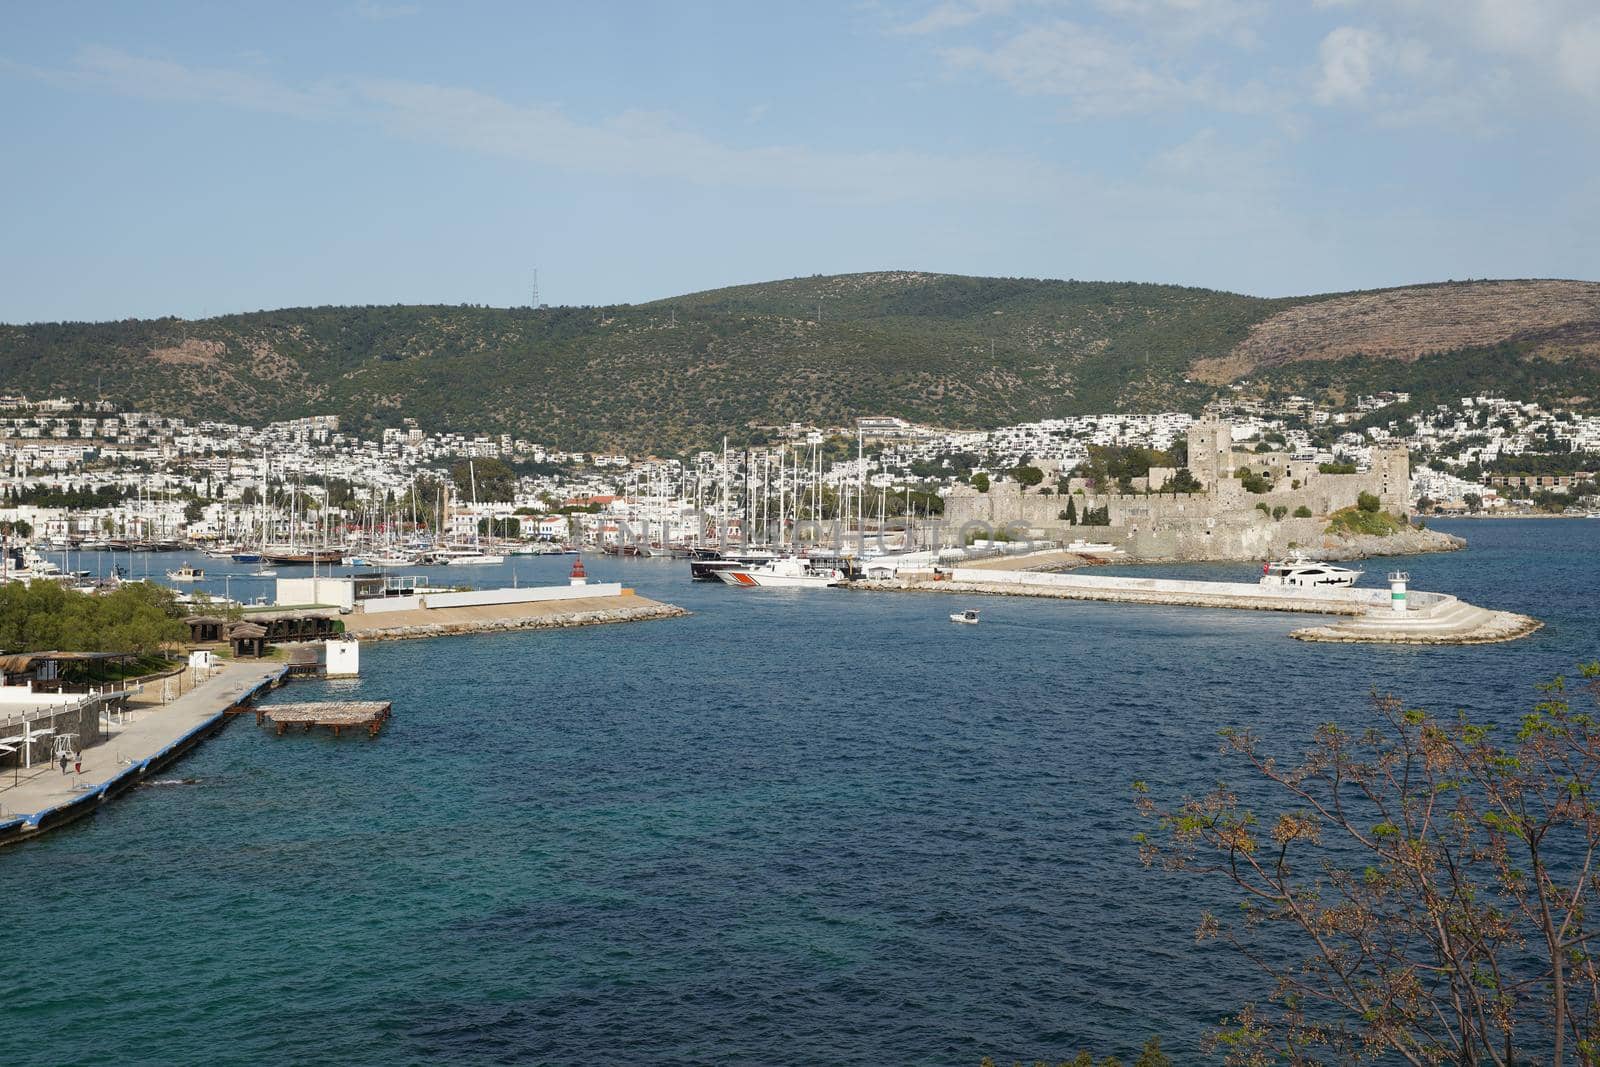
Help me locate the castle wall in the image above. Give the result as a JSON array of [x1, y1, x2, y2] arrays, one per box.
[[941, 421, 1411, 562]]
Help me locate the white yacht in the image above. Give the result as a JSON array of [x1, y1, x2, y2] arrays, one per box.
[[715, 557, 845, 588], [1259, 554, 1363, 588], [1066, 540, 1121, 554], [426, 545, 506, 566]]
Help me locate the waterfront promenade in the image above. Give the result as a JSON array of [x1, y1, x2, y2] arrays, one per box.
[[0, 658, 284, 828]]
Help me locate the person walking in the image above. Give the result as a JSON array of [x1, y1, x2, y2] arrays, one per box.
[[59, 752, 69, 775], [73, 751, 82, 775]]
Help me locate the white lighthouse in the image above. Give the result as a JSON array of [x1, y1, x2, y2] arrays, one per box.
[[1388, 571, 1409, 613]]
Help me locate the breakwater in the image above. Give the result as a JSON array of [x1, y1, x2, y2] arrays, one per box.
[[343, 593, 687, 642], [882, 567, 1539, 644]]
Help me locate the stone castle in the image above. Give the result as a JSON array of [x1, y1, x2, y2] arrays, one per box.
[[943, 417, 1412, 562]]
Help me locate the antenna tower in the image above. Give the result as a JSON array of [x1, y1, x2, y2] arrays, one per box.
[[531, 268, 540, 308]]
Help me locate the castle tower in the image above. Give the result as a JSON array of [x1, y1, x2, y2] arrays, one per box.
[[1186, 417, 1236, 492], [1372, 446, 1411, 511]]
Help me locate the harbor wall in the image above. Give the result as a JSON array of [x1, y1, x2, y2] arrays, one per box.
[[934, 567, 1453, 616], [357, 582, 623, 615]]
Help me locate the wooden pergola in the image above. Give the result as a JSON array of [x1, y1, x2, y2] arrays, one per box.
[[227, 622, 269, 659]]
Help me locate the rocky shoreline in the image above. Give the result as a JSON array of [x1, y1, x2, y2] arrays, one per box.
[[353, 601, 689, 642], [1308, 524, 1467, 561]]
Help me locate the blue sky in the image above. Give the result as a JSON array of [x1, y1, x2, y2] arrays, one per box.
[[3, 0, 1597, 322]]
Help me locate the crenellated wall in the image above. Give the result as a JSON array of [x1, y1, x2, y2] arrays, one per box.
[[942, 418, 1412, 561]]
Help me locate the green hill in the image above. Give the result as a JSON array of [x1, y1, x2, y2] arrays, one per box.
[[3, 272, 1597, 453]]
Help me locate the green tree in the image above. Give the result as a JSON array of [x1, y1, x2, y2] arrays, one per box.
[[450, 457, 518, 503], [183, 499, 205, 524], [1464, 491, 1483, 512], [1357, 490, 1381, 513], [971, 472, 990, 493], [1010, 465, 1045, 488], [1158, 469, 1202, 494], [1133, 1037, 1171, 1067]]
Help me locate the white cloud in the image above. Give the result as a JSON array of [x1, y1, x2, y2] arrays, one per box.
[[894, 0, 1019, 35], [1329, 0, 1600, 106], [1313, 26, 1383, 104], [71, 44, 339, 117], [942, 19, 1217, 115], [45, 47, 1072, 205]]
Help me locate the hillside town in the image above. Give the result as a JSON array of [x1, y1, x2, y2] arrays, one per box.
[[0, 390, 1596, 561]]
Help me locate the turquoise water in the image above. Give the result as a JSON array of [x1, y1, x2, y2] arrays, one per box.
[[3, 519, 1596, 1064]]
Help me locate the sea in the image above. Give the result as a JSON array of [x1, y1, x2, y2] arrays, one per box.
[[3, 518, 1595, 1065]]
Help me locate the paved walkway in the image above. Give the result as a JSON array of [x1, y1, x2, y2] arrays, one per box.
[[0, 659, 283, 820]]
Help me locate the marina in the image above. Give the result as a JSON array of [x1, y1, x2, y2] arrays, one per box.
[[2, 518, 1589, 1064]]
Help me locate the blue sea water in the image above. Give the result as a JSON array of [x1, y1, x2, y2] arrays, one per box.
[[3, 519, 1596, 1065]]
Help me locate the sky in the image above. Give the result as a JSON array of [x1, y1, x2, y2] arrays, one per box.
[[2, 0, 1598, 323]]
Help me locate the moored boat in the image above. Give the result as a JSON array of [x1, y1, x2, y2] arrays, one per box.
[[1259, 554, 1363, 588], [715, 556, 845, 588]]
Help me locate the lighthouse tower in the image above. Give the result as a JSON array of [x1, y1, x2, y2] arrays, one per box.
[[569, 556, 588, 587], [1388, 571, 1409, 613]]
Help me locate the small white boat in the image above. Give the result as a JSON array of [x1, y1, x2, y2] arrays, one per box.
[[716, 557, 845, 588], [949, 609, 981, 624], [165, 564, 206, 582], [1259, 554, 1363, 588], [1066, 540, 1121, 554]]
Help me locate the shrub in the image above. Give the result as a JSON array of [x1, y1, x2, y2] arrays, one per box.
[[971, 472, 989, 493], [1357, 490, 1381, 513], [1272, 505, 1287, 520], [1319, 462, 1358, 474], [1293, 505, 1313, 518]]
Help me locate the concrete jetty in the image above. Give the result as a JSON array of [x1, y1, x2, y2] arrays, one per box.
[[0, 659, 286, 847], [342, 589, 686, 642], [884, 567, 1539, 645]]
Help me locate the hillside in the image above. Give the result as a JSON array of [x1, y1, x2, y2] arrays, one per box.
[[2, 273, 1597, 453]]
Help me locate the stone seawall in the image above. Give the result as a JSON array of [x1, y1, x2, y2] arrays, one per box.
[[351, 600, 688, 642], [874, 568, 1538, 645]]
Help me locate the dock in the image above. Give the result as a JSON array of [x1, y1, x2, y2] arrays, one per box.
[[255, 701, 392, 737], [1, 659, 289, 847]]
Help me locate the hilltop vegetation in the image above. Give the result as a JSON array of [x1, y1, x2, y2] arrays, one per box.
[[2, 273, 1596, 453]]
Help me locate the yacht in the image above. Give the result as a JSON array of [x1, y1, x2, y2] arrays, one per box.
[[715, 556, 845, 588], [1260, 554, 1363, 588], [427, 545, 505, 566], [1066, 540, 1121, 554]]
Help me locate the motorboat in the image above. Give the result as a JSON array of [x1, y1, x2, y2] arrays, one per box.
[[165, 563, 206, 582], [430, 547, 505, 566], [715, 556, 845, 588], [1066, 540, 1121, 554], [950, 609, 981, 624], [1259, 554, 1363, 588]]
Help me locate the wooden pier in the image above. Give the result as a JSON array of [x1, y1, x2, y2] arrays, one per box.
[[255, 701, 392, 737]]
